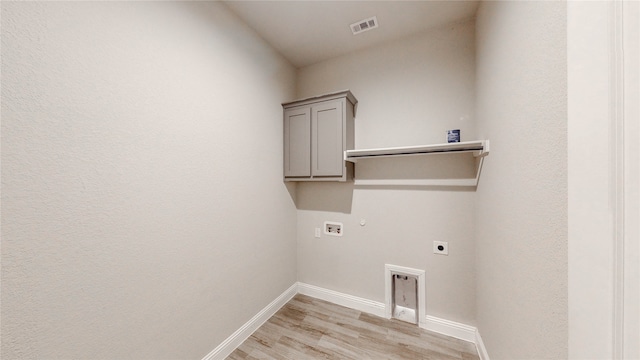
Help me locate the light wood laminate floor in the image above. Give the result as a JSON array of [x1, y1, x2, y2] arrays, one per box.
[[227, 294, 480, 360]]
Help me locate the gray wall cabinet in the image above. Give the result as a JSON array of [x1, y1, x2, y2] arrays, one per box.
[[283, 90, 357, 181]]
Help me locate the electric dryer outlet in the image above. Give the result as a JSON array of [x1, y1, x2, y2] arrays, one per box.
[[433, 241, 449, 255]]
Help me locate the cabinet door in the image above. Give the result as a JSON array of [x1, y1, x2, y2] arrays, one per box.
[[284, 107, 311, 177], [312, 100, 344, 177]]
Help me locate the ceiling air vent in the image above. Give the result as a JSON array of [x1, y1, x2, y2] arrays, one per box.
[[350, 16, 378, 35]]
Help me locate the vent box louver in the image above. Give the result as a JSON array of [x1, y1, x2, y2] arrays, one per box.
[[350, 16, 378, 35]]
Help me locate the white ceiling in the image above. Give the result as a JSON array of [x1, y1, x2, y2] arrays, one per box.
[[223, 1, 479, 68]]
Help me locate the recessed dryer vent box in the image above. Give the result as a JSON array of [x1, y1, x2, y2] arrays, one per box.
[[324, 221, 343, 236]]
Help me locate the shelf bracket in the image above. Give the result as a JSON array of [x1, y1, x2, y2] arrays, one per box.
[[473, 140, 490, 158]]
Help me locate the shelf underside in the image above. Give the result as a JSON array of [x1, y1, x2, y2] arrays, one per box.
[[344, 140, 489, 162]]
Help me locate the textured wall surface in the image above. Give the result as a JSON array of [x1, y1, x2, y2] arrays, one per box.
[[1, 2, 296, 359], [475, 2, 567, 359], [295, 20, 478, 326]]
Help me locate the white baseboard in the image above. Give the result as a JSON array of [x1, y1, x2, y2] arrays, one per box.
[[296, 282, 386, 318], [424, 315, 477, 343], [202, 282, 489, 360], [297, 283, 480, 345], [298, 283, 488, 359], [201, 283, 297, 360], [475, 330, 490, 360]]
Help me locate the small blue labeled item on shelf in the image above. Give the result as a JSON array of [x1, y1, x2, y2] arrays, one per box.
[[447, 129, 460, 143]]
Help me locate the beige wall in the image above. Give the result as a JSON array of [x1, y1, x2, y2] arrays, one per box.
[[475, 1, 567, 359], [0, 2, 297, 359], [295, 20, 478, 326]]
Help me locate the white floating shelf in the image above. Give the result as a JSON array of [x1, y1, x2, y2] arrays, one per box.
[[344, 140, 490, 187], [344, 140, 489, 162], [352, 178, 480, 187]]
